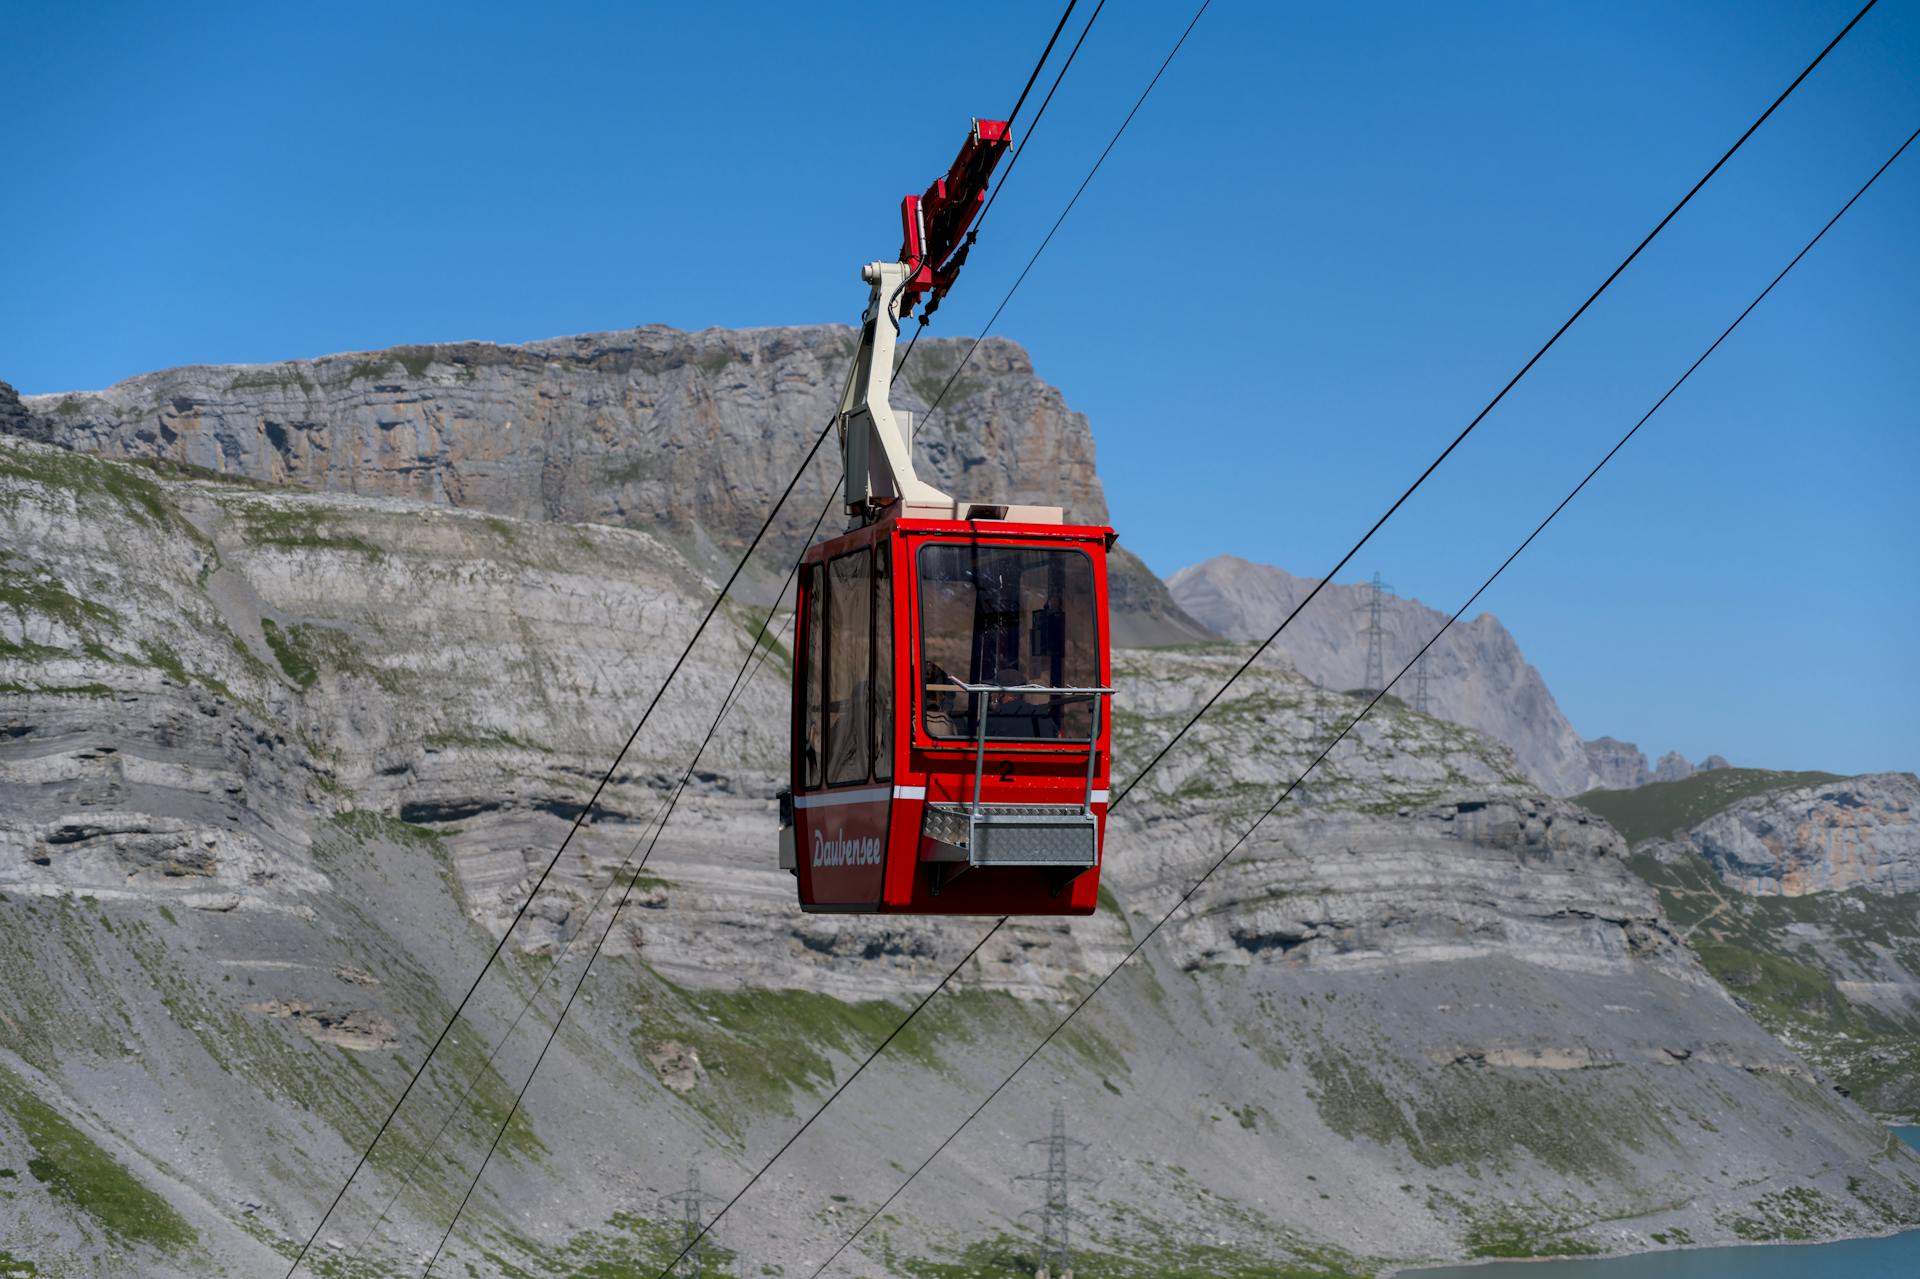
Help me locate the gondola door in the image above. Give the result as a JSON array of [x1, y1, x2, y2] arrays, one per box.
[[791, 528, 897, 911]]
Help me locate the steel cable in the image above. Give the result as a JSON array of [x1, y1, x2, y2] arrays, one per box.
[[280, 395, 838, 1278], [911, 0, 1209, 439], [635, 4, 1880, 1270], [330, 5, 1110, 1268], [426, 6, 1185, 1271], [976, 0, 1108, 235], [414, 488, 838, 1275], [645, 4, 1215, 1273], [1007, 2, 1081, 128], [801, 115, 1919, 1279], [328, 0, 1872, 1266], [339, 520, 815, 1268], [1108, 0, 1881, 810]]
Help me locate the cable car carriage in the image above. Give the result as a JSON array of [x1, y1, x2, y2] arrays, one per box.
[[778, 120, 1114, 915]]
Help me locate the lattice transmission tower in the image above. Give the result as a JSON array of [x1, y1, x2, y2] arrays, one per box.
[[659, 1167, 723, 1278], [1016, 1102, 1093, 1279], [1413, 648, 1432, 715], [1357, 571, 1393, 695]]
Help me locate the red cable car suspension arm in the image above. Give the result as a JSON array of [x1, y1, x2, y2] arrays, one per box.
[[900, 118, 1010, 320], [837, 119, 1017, 525]]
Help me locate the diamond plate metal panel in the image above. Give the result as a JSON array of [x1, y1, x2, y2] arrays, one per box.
[[923, 805, 971, 849], [920, 804, 1099, 868], [972, 815, 1097, 867]]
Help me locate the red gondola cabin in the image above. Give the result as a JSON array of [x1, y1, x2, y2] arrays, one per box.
[[784, 513, 1113, 913]]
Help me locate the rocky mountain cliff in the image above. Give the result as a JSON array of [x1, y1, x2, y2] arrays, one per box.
[[0, 381, 34, 441], [1584, 736, 1655, 791], [4, 437, 1917, 1277], [1581, 742, 1733, 793], [7, 326, 1211, 648], [1165, 556, 1739, 799], [1168, 555, 1607, 796], [1687, 773, 1920, 899], [1593, 771, 1920, 1121]]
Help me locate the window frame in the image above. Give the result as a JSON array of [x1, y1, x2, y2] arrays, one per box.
[[800, 561, 825, 790], [871, 542, 893, 784], [910, 539, 1100, 748], [823, 546, 873, 788]]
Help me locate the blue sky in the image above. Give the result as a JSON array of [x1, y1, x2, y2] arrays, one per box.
[[3, 1, 1915, 776]]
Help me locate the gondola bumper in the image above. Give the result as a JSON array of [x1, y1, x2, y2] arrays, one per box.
[[920, 803, 1099, 869]]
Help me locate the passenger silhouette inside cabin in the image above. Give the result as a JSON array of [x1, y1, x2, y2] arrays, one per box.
[[983, 666, 1055, 738]]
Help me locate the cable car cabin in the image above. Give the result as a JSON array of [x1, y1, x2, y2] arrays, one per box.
[[782, 513, 1113, 914]]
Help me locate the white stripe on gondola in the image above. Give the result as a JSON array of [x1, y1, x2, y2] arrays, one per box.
[[795, 785, 1098, 807]]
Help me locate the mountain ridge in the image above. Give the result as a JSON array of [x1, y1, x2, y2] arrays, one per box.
[[1167, 553, 1737, 798], [6, 325, 1213, 648], [1169, 554, 1598, 795], [3, 437, 1914, 1274], [3, 334, 1917, 1275]]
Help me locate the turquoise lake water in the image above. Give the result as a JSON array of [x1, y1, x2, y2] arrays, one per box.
[[1410, 1128, 1920, 1278]]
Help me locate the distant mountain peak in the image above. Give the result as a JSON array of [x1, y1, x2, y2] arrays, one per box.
[[1168, 554, 1728, 797]]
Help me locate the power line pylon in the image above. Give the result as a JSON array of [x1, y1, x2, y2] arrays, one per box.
[[1016, 1102, 1092, 1279], [1356, 571, 1393, 695], [1412, 648, 1431, 715], [659, 1167, 722, 1279]]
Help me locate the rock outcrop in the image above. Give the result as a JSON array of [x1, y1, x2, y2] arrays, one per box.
[[8, 326, 1212, 645], [1583, 741, 1735, 793], [1584, 736, 1651, 790], [1626, 771, 1920, 1119], [1689, 772, 1920, 898], [1653, 751, 1696, 784], [3, 429, 1914, 1273], [0, 378, 48, 445]]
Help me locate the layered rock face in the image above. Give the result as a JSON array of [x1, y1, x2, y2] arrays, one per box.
[[1167, 555, 1601, 795], [1691, 773, 1920, 898], [10, 326, 1211, 646], [3, 439, 1916, 1275]]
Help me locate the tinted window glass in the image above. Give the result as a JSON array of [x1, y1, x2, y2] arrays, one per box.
[[802, 563, 823, 788], [825, 550, 871, 785], [917, 543, 1097, 741], [872, 545, 892, 782]]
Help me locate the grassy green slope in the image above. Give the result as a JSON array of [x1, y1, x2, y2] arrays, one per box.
[[0, 1063, 196, 1255], [1628, 850, 1920, 1119], [1577, 770, 1920, 1120]]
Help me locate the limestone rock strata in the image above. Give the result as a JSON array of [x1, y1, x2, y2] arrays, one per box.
[[1690, 772, 1920, 897], [1632, 772, 1920, 1120], [11, 326, 1211, 644], [1, 439, 1916, 1278]]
